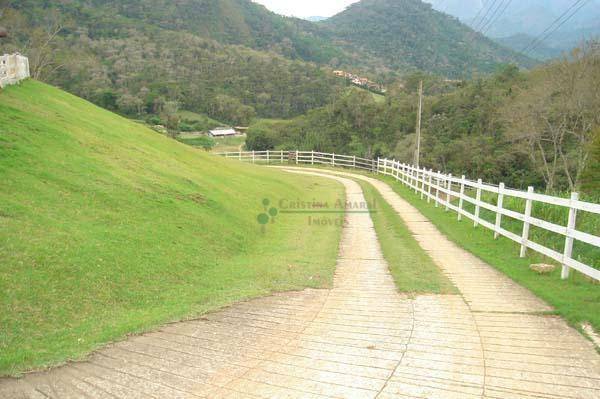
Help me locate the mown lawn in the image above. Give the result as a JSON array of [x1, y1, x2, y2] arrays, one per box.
[[358, 181, 457, 295], [178, 135, 245, 152], [212, 135, 246, 152], [0, 81, 344, 375]]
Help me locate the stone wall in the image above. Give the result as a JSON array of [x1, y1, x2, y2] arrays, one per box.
[[0, 53, 30, 88]]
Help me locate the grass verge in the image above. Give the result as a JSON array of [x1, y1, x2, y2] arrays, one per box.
[[0, 81, 343, 375], [374, 174, 599, 332], [358, 180, 457, 295]]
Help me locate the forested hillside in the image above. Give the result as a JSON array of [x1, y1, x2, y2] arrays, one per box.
[[0, 0, 530, 125], [322, 0, 533, 77], [1, 1, 347, 125], [247, 44, 600, 193]]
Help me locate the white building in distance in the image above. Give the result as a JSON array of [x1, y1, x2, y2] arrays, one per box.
[[0, 54, 30, 88], [209, 128, 237, 137]]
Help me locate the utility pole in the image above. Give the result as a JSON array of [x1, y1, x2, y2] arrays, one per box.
[[414, 80, 423, 168]]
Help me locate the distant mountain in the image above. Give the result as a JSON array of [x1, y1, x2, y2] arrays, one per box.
[[323, 0, 532, 77], [495, 34, 563, 61], [426, 0, 600, 59]]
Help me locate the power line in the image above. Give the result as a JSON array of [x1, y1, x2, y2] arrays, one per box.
[[473, 0, 500, 32], [469, 1, 488, 31], [476, 0, 505, 32], [481, 0, 513, 35], [528, 0, 592, 55], [521, 0, 590, 55], [521, 0, 584, 53]]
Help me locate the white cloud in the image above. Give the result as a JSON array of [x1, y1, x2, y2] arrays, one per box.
[[252, 0, 360, 18]]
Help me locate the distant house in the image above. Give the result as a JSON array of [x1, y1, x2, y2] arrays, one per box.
[[209, 128, 237, 137]]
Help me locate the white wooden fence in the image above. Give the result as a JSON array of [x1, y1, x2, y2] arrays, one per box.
[[219, 150, 377, 171], [0, 53, 30, 89], [217, 150, 600, 281]]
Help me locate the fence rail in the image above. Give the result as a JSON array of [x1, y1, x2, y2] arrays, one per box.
[[217, 150, 600, 281]]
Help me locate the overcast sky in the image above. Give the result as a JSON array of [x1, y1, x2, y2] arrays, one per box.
[[252, 0, 360, 18]]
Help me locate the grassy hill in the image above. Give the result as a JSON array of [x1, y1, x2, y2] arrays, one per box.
[[0, 80, 344, 375]]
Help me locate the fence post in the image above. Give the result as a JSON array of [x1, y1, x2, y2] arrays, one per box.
[[311, 150, 314, 165], [377, 158, 380, 174], [435, 171, 441, 207], [520, 186, 534, 257], [281, 151, 284, 163], [296, 150, 299, 165], [332, 153, 335, 167], [427, 169, 433, 203], [561, 192, 579, 279], [400, 163, 404, 184], [446, 174, 452, 211], [420, 167, 426, 199], [353, 155, 356, 169], [474, 178, 483, 226], [414, 167, 420, 194], [458, 175, 466, 221], [494, 183, 505, 239], [415, 166, 419, 194], [266, 150, 270, 164]]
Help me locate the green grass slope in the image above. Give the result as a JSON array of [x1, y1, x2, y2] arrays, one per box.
[[0, 80, 344, 375]]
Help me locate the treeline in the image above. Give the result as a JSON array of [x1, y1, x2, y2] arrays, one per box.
[[1, 6, 343, 125], [247, 45, 600, 193]]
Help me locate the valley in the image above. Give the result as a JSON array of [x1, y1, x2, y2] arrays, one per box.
[[1, 0, 599, 388]]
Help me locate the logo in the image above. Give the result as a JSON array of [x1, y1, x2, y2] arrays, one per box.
[[257, 198, 278, 233]]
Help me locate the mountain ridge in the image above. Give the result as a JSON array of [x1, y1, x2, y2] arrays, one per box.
[[426, 0, 600, 59], [323, 0, 532, 76]]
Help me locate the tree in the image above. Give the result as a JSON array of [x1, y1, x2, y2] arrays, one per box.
[[116, 93, 144, 116], [1, 8, 66, 80], [505, 43, 600, 191], [580, 129, 600, 195], [161, 101, 180, 138], [246, 127, 276, 151], [194, 136, 216, 152]]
